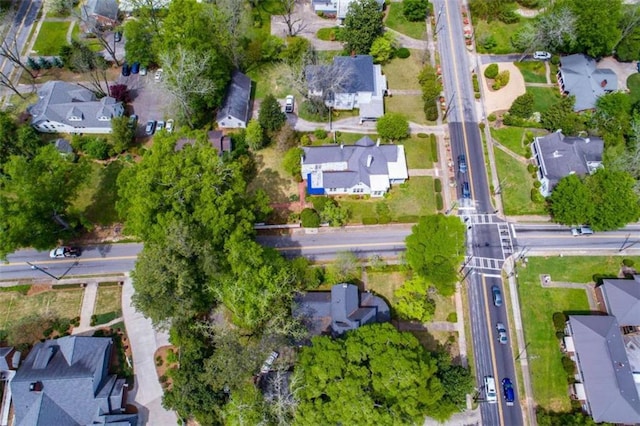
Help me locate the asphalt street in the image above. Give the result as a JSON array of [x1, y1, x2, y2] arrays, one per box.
[[0, 0, 43, 82]]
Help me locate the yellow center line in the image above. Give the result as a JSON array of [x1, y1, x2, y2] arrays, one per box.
[[482, 274, 505, 425], [275, 241, 406, 251], [518, 235, 637, 239]]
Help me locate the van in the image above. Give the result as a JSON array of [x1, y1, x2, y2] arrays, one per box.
[[458, 154, 467, 174], [485, 376, 497, 404]]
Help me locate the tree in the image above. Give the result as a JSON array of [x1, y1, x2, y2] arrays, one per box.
[[300, 208, 320, 228], [433, 351, 474, 417], [109, 84, 130, 103], [594, 92, 632, 147], [484, 63, 499, 79], [548, 174, 593, 226], [405, 215, 466, 296], [320, 202, 350, 227], [282, 147, 304, 179], [123, 18, 157, 67], [214, 0, 252, 68], [403, 0, 430, 22], [394, 276, 436, 322], [509, 92, 534, 118], [72, 7, 120, 65], [278, 0, 307, 37], [418, 63, 442, 121], [376, 113, 409, 142], [0, 145, 89, 258], [342, 0, 385, 55], [370, 32, 397, 64], [570, 0, 622, 58], [259, 94, 287, 133], [110, 116, 135, 153], [275, 123, 297, 152], [294, 323, 447, 424], [324, 251, 359, 284], [245, 119, 265, 150], [541, 95, 584, 135]]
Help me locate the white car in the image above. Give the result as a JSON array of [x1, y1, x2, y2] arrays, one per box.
[[49, 246, 81, 258], [154, 68, 163, 82], [140, 66, 147, 76], [156, 120, 165, 131], [166, 119, 174, 133], [496, 323, 508, 344], [533, 51, 551, 60], [571, 226, 594, 236], [285, 95, 294, 113]]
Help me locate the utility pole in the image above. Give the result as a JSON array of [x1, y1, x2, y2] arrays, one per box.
[[26, 261, 79, 280], [442, 91, 456, 121]]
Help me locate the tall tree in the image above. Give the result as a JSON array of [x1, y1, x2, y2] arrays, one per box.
[[342, 0, 385, 55], [110, 116, 135, 154], [376, 112, 409, 142], [278, 0, 307, 37], [594, 92, 632, 147], [123, 18, 157, 67], [541, 95, 584, 136], [548, 174, 594, 226], [569, 0, 622, 58], [259, 94, 287, 133]]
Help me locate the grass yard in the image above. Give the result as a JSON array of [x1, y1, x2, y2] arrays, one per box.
[[491, 127, 528, 156], [338, 176, 436, 223], [316, 27, 343, 41], [403, 136, 435, 169], [336, 132, 373, 144], [514, 61, 547, 84], [73, 160, 123, 226], [0, 288, 83, 332], [33, 21, 71, 56], [408, 330, 458, 354], [251, 0, 284, 39], [526, 86, 561, 114], [247, 62, 294, 100], [474, 18, 533, 54], [385, 95, 432, 125], [384, 3, 426, 40], [366, 269, 406, 317], [383, 50, 423, 90], [628, 73, 640, 105], [250, 146, 299, 203], [93, 283, 122, 326], [494, 148, 546, 215], [515, 256, 640, 411]]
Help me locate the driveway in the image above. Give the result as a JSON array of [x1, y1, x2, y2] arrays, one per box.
[[597, 56, 637, 91], [270, 2, 342, 51], [480, 62, 526, 113], [120, 72, 175, 137], [122, 276, 178, 425]]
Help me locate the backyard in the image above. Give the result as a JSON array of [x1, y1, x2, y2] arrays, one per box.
[[494, 148, 546, 215], [384, 3, 426, 40], [246, 62, 295, 100], [526, 86, 561, 114], [628, 73, 640, 105], [514, 61, 547, 84], [33, 21, 71, 56], [517, 256, 640, 411]]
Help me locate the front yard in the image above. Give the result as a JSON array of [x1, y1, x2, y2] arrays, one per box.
[[72, 160, 123, 226], [494, 148, 546, 215], [526, 86, 562, 114], [514, 61, 547, 84], [385, 95, 433, 125], [384, 3, 426, 40], [474, 18, 533, 54], [32, 21, 70, 56], [93, 283, 123, 326]]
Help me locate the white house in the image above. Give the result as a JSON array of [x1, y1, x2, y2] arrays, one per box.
[[28, 81, 124, 134], [301, 136, 408, 197], [311, 0, 385, 20], [216, 70, 252, 129]]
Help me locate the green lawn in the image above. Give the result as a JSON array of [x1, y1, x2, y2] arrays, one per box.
[[514, 61, 547, 83], [474, 18, 533, 54], [251, 0, 284, 39], [383, 50, 423, 90], [0, 288, 83, 331], [628, 73, 640, 105], [336, 132, 373, 144], [403, 136, 435, 169], [517, 256, 640, 411], [250, 146, 299, 203], [93, 284, 122, 326], [338, 176, 436, 223], [385, 95, 433, 125], [494, 148, 546, 215], [246, 63, 294, 100], [33, 21, 71, 56], [316, 27, 342, 41], [73, 160, 123, 226], [491, 127, 528, 156], [526, 86, 561, 114], [384, 3, 426, 40]]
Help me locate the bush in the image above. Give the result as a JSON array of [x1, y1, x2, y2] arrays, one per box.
[[479, 122, 486, 130], [396, 47, 411, 58], [314, 128, 328, 139], [378, 215, 391, 224], [509, 92, 534, 119], [531, 188, 544, 203], [524, 147, 532, 159], [397, 215, 420, 223], [446, 312, 457, 322], [417, 132, 429, 138], [472, 74, 479, 92], [84, 138, 110, 160], [552, 312, 568, 332], [484, 63, 499, 79], [436, 193, 443, 211], [362, 217, 379, 225], [533, 180, 541, 188], [300, 208, 321, 227], [551, 55, 560, 66], [403, 0, 429, 21], [434, 178, 442, 192], [561, 356, 575, 375], [623, 259, 635, 267], [311, 196, 335, 212], [527, 164, 537, 173], [300, 134, 311, 146], [475, 93, 481, 99], [495, 70, 510, 88], [487, 113, 496, 122]]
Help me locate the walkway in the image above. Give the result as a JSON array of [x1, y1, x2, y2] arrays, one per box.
[[385, 27, 428, 49], [76, 281, 98, 332], [493, 142, 528, 164], [288, 114, 447, 135], [408, 168, 437, 177]]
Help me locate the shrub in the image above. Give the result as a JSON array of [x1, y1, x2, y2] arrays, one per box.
[[378, 215, 391, 224], [362, 217, 379, 225], [531, 188, 544, 203], [552, 312, 568, 331], [156, 356, 163, 366], [311, 196, 335, 212], [417, 133, 428, 138], [479, 122, 486, 130], [495, 70, 510, 87], [472, 74, 479, 92], [561, 356, 575, 375], [300, 134, 311, 146], [623, 259, 635, 267], [436, 193, 443, 210], [524, 147, 532, 159], [84, 138, 110, 160], [403, 0, 429, 21], [509, 92, 534, 119], [484, 63, 499, 79], [487, 113, 496, 122], [475, 93, 481, 99], [397, 215, 420, 223], [551, 55, 560, 66], [434, 178, 442, 192], [300, 208, 321, 227], [396, 47, 411, 58], [533, 180, 541, 188], [314, 128, 328, 139], [90, 315, 97, 326], [527, 164, 537, 173], [446, 312, 457, 323]]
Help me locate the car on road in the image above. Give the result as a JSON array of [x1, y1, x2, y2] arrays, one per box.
[[492, 285, 503, 307], [285, 95, 295, 113], [571, 226, 594, 236], [166, 119, 174, 133], [260, 351, 279, 374], [156, 120, 165, 132], [121, 62, 131, 77], [484, 376, 497, 404], [49, 246, 81, 259], [533, 51, 551, 60], [154, 68, 163, 82], [458, 154, 467, 173], [496, 322, 508, 344], [114, 31, 122, 42], [128, 114, 138, 129], [145, 120, 156, 135], [502, 378, 515, 406], [462, 181, 471, 199]]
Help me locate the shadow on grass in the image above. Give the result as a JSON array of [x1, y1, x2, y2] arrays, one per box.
[[251, 154, 293, 204], [84, 160, 124, 225]]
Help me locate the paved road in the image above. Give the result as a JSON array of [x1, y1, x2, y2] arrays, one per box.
[[0, 0, 43, 85]]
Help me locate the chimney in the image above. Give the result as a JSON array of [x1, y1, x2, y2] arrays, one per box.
[[376, 138, 381, 146], [367, 155, 373, 167], [600, 79, 607, 88]]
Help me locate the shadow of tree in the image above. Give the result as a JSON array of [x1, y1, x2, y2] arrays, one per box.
[[84, 160, 124, 225]]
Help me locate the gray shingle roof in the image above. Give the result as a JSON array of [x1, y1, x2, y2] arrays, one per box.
[[54, 139, 73, 154], [0, 347, 19, 371], [601, 276, 640, 326], [559, 54, 617, 111], [216, 70, 252, 125], [83, 0, 119, 21], [305, 55, 374, 94], [533, 131, 603, 188], [11, 336, 136, 426], [569, 315, 640, 424]]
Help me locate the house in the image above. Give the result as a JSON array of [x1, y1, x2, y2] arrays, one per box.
[[531, 130, 603, 197], [0, 347, 20, 372], [564, 315, 640, 424], [557, 54, 617, 111], [216, 71, 252, 129], [312, 0, 384, 21], [54, 138, 74, 155], [293, 283, 390, 336], [28, 81, 124, 134], [305, 55, 387, 122], [301, 136, 408, 197], [10, 336, 137, 426], [600, 277, 640, 327], [81, 0, 119, 28], [175, 131, 232, 156], [119, 0, 170, 13]]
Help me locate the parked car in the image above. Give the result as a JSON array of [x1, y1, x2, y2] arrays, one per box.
[[496, 323, 508, 344], [49, 246, 81, 259], [131, 62, 140, 74], [260, 351, 279, 374], [462, 181, 471, 199], [156, 120, 165, 131], [166, 119, 174, 133], [140, 66, 147, 76], [502, 378, 515, 406], [533, 51, 551, 60], [121, 62, 131, 77], [458, 154, 467, 173], [114, 31, 122, 42], [128, 114, 138, 129], [484, 376, 497, 404], [145, 120, 156, 135], [154, 68, 163, 82], [571, 226, 594, 236], [285, 95, 295, 113], [492, 285, 503, 307]]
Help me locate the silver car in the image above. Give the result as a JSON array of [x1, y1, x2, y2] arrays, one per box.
[[496, 323, 508, 344]]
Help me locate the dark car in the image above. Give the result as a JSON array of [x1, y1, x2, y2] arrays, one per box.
[[462, 181, 471, 199], [492, 285, 503, 307], [121, 62, 131, 76], [458, 154, 467, 173], [114, 31, 122, 42], [49, 246, 81, 259], [637, 61, 640, 73], [502, 378, 515, 406], [131, 62, 140, 74], [145, 120, 156, 136], [128, 114, 138, 129]]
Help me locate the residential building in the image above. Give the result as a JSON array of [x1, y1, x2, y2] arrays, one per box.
[[305, 55, 387, 121], [557, 54, 617, 111], [311, 0, 385, 21], [0, 347, 20, 372], [531, 130, 603, 197], [216, 71, 252, 129], [293, 283, 390, 336], [28, 81, 124, 134], [600, 277, 640, 327], [301, 136, 408, 197], [10, 336, 137, 426], [81, 0, 119, 28], [175, 131, 232, 156]]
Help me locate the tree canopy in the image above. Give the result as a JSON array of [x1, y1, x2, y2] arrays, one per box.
[[376, 112, 410, 141], [342, 0, 385, 55]]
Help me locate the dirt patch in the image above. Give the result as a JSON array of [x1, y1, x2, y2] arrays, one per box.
[[480, 62, 526, 114], [154, 345, 178, 390], [27, 284, 53, 296], [73, 223, 127, 245]]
